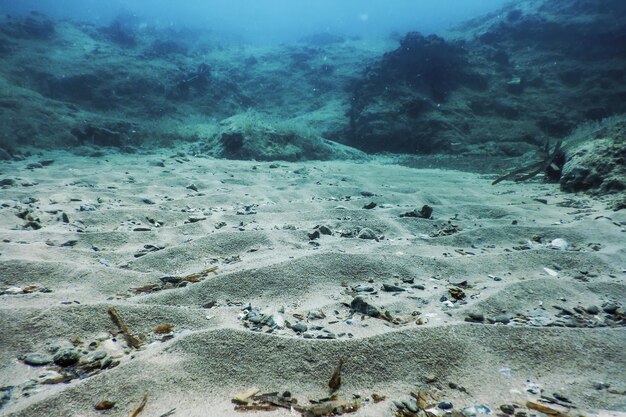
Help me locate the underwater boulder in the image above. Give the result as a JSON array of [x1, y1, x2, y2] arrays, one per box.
[[195, 111, 367, 161], [560, 117, 626, 196]]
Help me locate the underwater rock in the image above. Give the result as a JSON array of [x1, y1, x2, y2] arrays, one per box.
[[53, 347, 80, 367], [560, 119, 626, 196], [350, 296, 380, 317], [197, 111, 366, 161], [23, 353, 53, 366]]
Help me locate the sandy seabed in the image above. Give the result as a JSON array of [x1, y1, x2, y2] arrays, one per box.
[[0, 150, 624, 417]]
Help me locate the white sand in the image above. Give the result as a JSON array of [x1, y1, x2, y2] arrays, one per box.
[[0, 150, 624, 416]]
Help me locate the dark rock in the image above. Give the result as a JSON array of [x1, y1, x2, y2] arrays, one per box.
[[500, 404, 515, 415], [466, 311, 484, 322], [351, 296, 380, 317], [438, 402, 453, 410], [363, 202, 377, 209], [53, 348, 80, 367], [308, 229, 321, 240], [318, 225, 333, 235], [0, 179, 15, 186], [23, 352, 53, 366], [400, 205, 433, 219], [603, 303, 619, 314], [585, 305, 600, 315], [382, 283, 405, 292], [354, 284, 375, 292], [292, 322, 308, 333]]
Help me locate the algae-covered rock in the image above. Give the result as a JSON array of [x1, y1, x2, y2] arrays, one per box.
[[560, 118, 626, 196], [194, 111, 367, 161]]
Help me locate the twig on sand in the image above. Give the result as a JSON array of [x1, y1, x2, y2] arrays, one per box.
[[492, 139, 563, 185], [328, 358, 344, 392], [130, 394, 148, 417], [107, 307, 142, 349]]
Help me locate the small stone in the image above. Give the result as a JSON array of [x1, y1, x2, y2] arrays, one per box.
[[500, 404, 515, 415], [425, 374, 437, 383], [318, 225, 332, 235], [438, 402, 453, 410], [91, 351, 107, 361], [357, 228, 377, 240], [23, 352, 53, 366], [53, 347, 80, 367], [466, 311, 484, 322], [0, 178, 16, 186], [363, 202, 377, 209], [79, 204, 96, 212], [382, 283, 405, 292], [95, 400, 116, 410], [0, 387, 11, 408], [494, 314, 511, 324], [292, 322, 307, 333], [308, 230, 320, 240], [550, 238, 569, 250], [351, 296, 380, 317], [402, 399, 418, 413], [585, 305, 600, 315], [552, 393, 571, 403], [142, 198, 156, 205], [602, 303, 618, 314], [354, 284, 375, 292], [39, 370, 66, 384], [186, 184, 198, 192]]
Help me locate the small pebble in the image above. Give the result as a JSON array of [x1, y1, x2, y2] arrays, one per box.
[[53, 348, 80, 367], [23, 353, 53, 366], [438, 401, 453, 410], [466, 311, 484, 322]]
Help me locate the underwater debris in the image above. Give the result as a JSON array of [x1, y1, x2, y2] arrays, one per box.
[[400, 205, 433, 219], [492, 139, 564, 185], [328, 359, 344, 392], [130, 394, 148, 417], [232, 390, 360, 416], [131, 266, 218, 295], [107, 307, 142, 349]]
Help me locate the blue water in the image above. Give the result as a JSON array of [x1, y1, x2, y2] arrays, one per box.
[[0, 0, 510, 43]]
